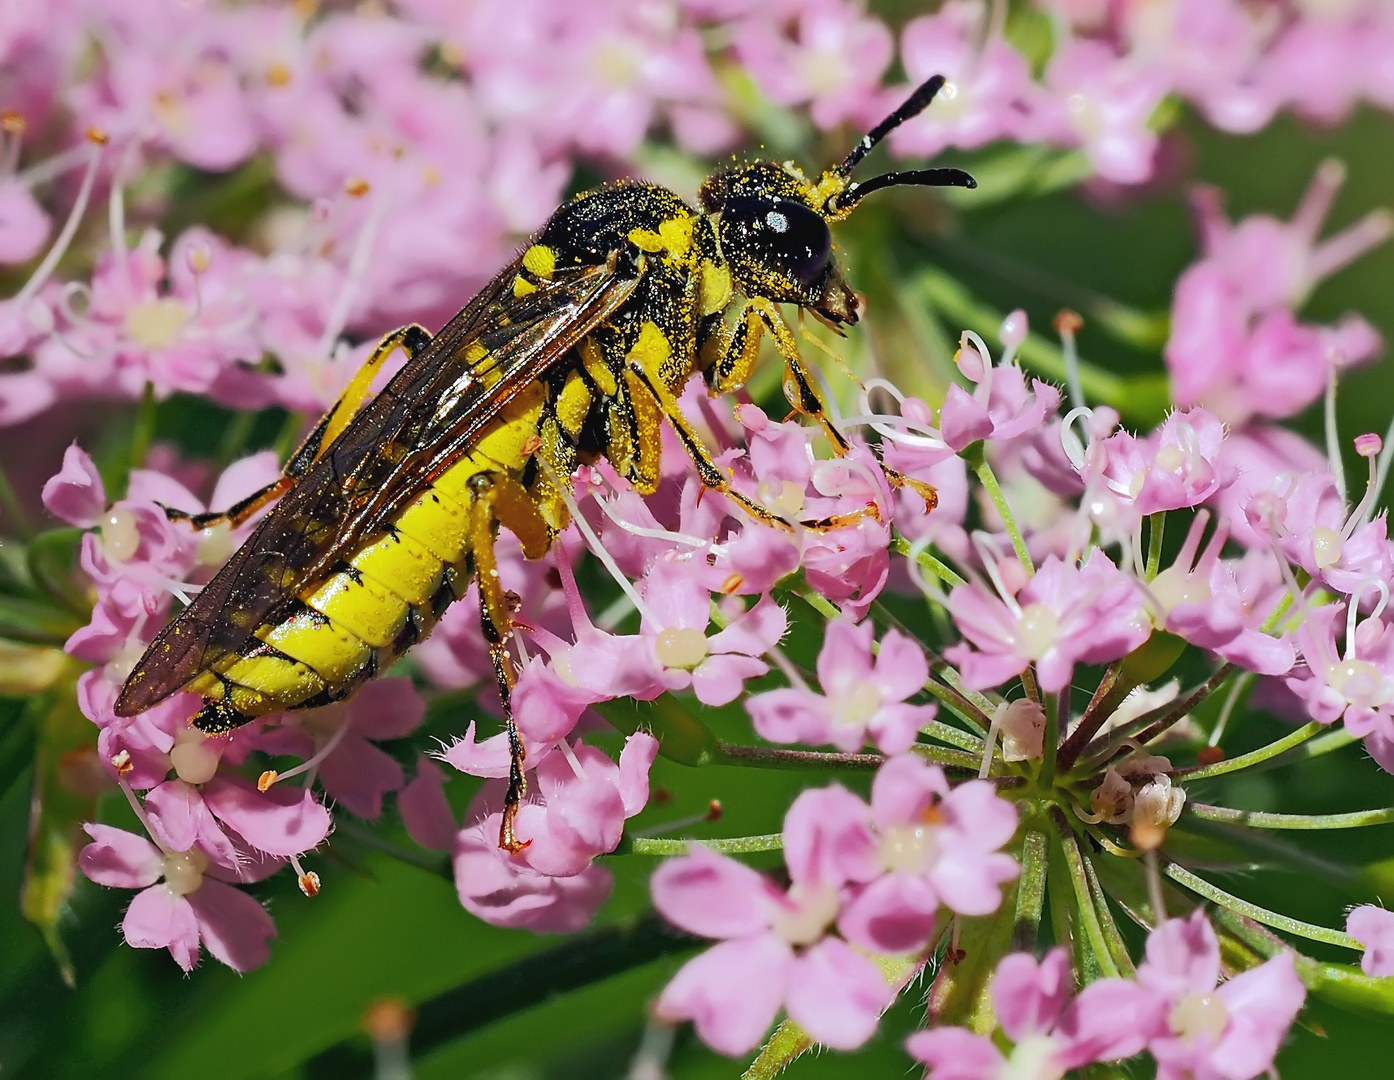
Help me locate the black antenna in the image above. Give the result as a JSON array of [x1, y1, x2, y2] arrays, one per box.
[[836, 74, 947, 177], [835, 167, 977, 211]]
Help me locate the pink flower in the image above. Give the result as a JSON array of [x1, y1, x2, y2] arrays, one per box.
[[735, 4, 894, 130], [637, 574, 787, 707], [1145, 514, 1294, 676], [946, 552, 1150, 694], [1347, 905, 1394, 977], [907, 949, 1157, 1077], [894, 3, 1044, 158], [1286, 604, 1394, 753], [835, 755, 1019, 954], [0, 180, 50, 264], [1043, 39, 1170, 185], [938, 337, 1062, 453], [42, 441, 109, 528], [1100, 408, 1230, 515], [448, 734, 657, 930], [1137, 912, 1305, 1080], [652, 787, 896, 1056], [747, 617, 936, 755], [79, 823, 276, 972], [1166, 166, 1390, 425], [254, 678, 426, 819]]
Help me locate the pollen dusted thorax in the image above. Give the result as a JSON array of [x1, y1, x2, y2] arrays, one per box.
[[119, 74, 974, 849]]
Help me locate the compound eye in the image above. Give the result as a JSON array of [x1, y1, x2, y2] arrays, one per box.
[[723, 195, 832, 289]]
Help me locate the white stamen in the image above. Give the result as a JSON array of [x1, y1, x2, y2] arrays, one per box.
[[316, 180, 386, 358], [972, 530, 1021, 615], [14, 135, 104, 309], [1325, 365, 1347, 505], [542, 458, 655, 624], [558, 738, 588, 781], [267, 708, 355, 787], [591, 486, 712, 550], [1344, 580, 1390, 661]]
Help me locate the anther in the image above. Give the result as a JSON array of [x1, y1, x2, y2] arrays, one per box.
[[111, 749, 133, 775], [257, 769, 279, 791], [344, 178, 370, 197], [85, 127, 109, 145]]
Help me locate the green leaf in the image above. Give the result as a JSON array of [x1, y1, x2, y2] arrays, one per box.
[[594, 695, 720, 767], [20, 682, 100, 986]]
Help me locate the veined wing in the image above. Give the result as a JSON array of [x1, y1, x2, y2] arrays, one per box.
[[116, 256, 643, 716]]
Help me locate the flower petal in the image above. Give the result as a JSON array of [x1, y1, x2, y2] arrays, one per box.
[[655, 934, 791, 1057]]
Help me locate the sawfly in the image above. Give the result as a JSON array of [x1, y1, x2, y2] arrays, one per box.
[[115, 75, 974, 851]]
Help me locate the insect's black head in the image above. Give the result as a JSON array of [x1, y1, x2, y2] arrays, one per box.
[[699, 75, 974, 327]]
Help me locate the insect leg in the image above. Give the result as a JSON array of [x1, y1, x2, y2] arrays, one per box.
[[464, 469, 554, 853], [164, 325, 434, 531], [704, 300, 937, 514], [627, 362, 792, 530]]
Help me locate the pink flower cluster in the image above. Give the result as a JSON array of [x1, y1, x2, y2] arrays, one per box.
[[652, 756, 1019, 1055], [913, 912, 1306, 1080]]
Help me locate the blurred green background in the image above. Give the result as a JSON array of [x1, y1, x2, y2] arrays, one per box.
[[5, 103, 1394, 1078]]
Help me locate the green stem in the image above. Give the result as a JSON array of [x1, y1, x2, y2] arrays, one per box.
[[714, 742, 884, 771], [1013, 828, 1049, 951], [1075, 665, 1234, 774], [615, 833, 783, 856], [1174, 721, 1326, 780], [121, 382, 158, 499], [891, 533, 967, 588], [1259, 590, 1296, 635], [1145, 512, 1165, 581], [795, 585, 840, 620], [307, 912, 696, 1075], [1185, 803, 1394, 830], [743, 1019, 814, 1080], [1161, 861, 1361, 950], [0, 461, 33, 538], [1040, 693, 1059, 788], [920, 674, 998, 735], [1207, 671, 1254, 748], [1052, 814, 1120, 978], [921, 718, 986, 754], [1083, 851, 1136, 976], [332, 820, 450, 878], [974, 457, 1035, 575], [1128, 662, 1235, 749]]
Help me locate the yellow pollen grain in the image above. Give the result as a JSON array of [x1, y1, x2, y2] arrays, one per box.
[[522, 244, 556, 279]]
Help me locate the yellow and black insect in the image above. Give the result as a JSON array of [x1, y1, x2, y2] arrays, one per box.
[[115, 75, 973, 851]]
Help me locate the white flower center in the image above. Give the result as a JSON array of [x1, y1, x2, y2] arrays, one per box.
[[1311, 525, 1344, 570], [1015, 603, 1060, 660], [829, 677, 883, 728], [769, 882, 839, 946], [590, 37, 642, 87], [100, 508, 141, 562], [879, 818, 940, 875], [1169, 992, 1230, 1045], [757, 478, 805, 518], [1326, 658, 1390, 710], [1149, 564, 1211, 618], [654, 627, 708, 670], [1002, 1034, 1066, 1080], [169, 726, 221, 785], [196, 523, 233, 567], [125, 297, 188, 350], [161, 848, 208, 896]]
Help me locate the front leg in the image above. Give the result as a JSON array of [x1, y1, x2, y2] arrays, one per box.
[[702, 299, 936, 512]]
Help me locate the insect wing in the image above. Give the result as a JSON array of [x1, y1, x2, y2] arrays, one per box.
[[116, 259, 643, 716]]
